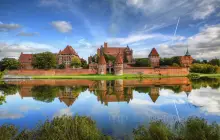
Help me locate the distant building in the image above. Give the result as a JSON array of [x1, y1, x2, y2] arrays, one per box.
[[148, 48, 160, 67], [19, 53, 33, 69], [180, 48, 193, 67], [19, 45, 79, 69], [57, 45, 79, 68], [97, 42, 134, 63]]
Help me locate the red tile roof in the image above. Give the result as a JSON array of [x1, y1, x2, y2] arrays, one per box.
[[149, 48, 159, 56], [19, 53, 33, 63], [59, 45, 77, 55], [98, 55, 106, 65], [115, 54, 123, 64]]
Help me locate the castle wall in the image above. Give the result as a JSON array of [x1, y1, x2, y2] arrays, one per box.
[[123, 67, 189, 76], [7, 69, 97, 76], [98, 65, 106, 75], [114, 64, 123, 75]]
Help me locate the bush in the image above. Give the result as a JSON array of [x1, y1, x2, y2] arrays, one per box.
[[133, 117, 220, 140], [0, 58, 20, 71], [190, 63, 218, 74], [58, 63, 65, 69], [32, 52, 57, 69], [0, 95, 6, 105], [0, 115, 111, 140], [71, 56, 81, 68]]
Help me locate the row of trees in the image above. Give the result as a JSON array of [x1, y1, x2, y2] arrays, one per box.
[[0, 52, 88, 71], [193, 58, 220, 66], [190, 63, 218, 74]]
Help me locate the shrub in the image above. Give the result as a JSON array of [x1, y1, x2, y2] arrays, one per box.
[[0, 115, 111, 140], [0, 58, 20, 71], [58, 63, 65, 69], [32, 52, 57, 69], [190, 63, 218, 74], [71, 56, 81, 68]]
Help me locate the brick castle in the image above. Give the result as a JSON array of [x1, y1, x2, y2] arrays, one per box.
[[17, 42, 193, 76]]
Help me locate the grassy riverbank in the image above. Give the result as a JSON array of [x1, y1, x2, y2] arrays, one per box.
[[190, 73, 220, 78], [0, 115, 219, 140]]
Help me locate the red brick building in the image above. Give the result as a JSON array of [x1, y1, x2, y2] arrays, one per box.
[[180, 48, 193, 67], [19, 45, 79, 69], [148, 48, 160, 67], [97, 42, 134, 63], [19, 53, 33, 69]]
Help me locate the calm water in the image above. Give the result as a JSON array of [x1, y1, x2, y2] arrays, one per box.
[[0, 77, 220, 138]]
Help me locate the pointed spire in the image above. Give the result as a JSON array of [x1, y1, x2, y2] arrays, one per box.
[[185, 46, 190, 56]]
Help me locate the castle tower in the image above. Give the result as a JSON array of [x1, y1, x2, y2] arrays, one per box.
[[180, 47, 193, 67], [98, 46, 106, 75], [149, 86, 160, 103], [114, 53, 123, 75], [148, 48, 160, 67], [124, 45, 133, 63]]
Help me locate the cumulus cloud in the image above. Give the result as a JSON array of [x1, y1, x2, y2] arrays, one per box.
[[126, 0, 219, 20], [53, 108, 73, 118], [51, 21, 72, 33], [188, 87, 220, 115], [158, 24, 220, 59], [16, 31, 39, 37], [0, 42, 58, 60], [0, 109, 24, 119], [0, 22, 21, 32]]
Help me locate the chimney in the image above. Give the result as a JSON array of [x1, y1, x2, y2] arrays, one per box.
[[104, 42, 107, 48]]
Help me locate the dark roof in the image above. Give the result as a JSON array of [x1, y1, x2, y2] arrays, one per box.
[[149, 48, 159, 56], [98, 55, 106, 65], [59, 45, 77, 55], [185, 48, 190, 56], [19, 53, 33, 63]]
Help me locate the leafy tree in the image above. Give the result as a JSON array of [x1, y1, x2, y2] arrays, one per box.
[[58, 63, 65, 69], [32, 86, 59, 103], [209, 58, 220, 66], [71, 56, 81, 68], [32, 52, 56, 69], [134, 58, 151, 67], [0, 84, 19, 95], [190, 63, 218, 74], [0, 95, 6, 105], [172, 63, 180, 67], [104, 53, 116, 63], [0, 58, 20, 71], [160, 56, 180, 66], [81, 58, 88, 69]]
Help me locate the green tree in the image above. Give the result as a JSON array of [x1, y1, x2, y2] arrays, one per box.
[[81, 58, 88, 69], [0, 84, 19, 95], [209, 58, 220, 66], [32, 52, 56, 69], [190, 63, 218, 74], [0, 58, 20, 71], [134, 58, 151, 67], [71, 56, 81, 68], [58, 63, 65, 69], [0, 95, 6, 105], [32, 86, 59, 103]]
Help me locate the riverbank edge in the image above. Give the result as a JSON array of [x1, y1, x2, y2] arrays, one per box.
[[3, 74, 187, 80], [2, 73, 220, 80]]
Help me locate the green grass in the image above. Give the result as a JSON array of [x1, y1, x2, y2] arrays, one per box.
[[190, 73, 220, 78]]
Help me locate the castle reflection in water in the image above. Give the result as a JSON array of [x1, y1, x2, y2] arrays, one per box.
[[6, 77, 192, 107]]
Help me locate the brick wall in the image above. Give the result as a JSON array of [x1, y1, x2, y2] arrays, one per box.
[[124, 67, 189, 76], [7, 69, 97, 76]]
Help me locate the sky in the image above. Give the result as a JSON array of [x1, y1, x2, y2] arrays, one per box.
[[0, 0, 220, 60]]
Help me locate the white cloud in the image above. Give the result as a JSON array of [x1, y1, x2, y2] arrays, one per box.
[[51, 21, 72, 33], [0, 109, 24, 119], [0, 42, 59, 60], [0, 22, 21, 32], [16, 31, 39, 37], [53, 108, 73, 118], [188, 87, 220, 115], [157, 24, 220, 59]]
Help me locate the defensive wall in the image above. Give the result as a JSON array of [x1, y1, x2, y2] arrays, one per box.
[[123, 67, 189, 76], [6, 69, 97, 76]]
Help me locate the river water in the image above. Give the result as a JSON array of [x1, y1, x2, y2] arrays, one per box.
[[0, 77, 220, 138]]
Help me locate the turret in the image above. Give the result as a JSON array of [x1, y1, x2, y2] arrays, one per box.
[[114, 53, 123, 75], [98, 46, 106, 75], [180, 47, 193, 67], [148, 48, 160, 67]]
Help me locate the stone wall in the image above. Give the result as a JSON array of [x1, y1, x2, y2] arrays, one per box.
[[7, 69, 97, 76], [124, 67, 189, 76]]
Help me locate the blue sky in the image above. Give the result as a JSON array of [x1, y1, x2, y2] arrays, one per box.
[[0, 0, 220, 60]]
